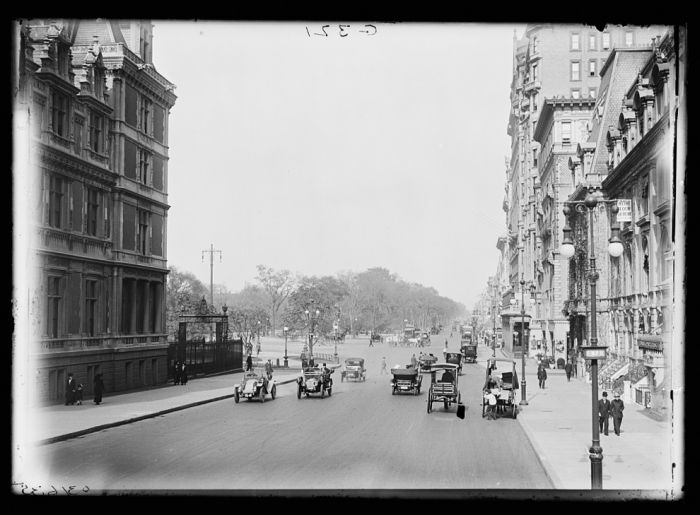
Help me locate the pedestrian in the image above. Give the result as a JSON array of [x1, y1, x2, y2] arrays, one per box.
[[410, 353, 417, 370], [65, 373, 76, 405], [74, 383, 84, 405], [256, 341, 261, 356], [537, 365, 547, 389], [174, 361, 181, 385], [598, 391, 611, 435], [265, 359, 273, 380], [180, 362, 188, 385], [564, 360, 573, 382], [485, 390, 498, 420], [610, 392, 625, 436], [93, 373, 104, 405], [380, 357, 388, 375], [246, 354, 253, 372]]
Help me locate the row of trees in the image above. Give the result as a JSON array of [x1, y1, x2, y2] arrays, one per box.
[[166, 265, 466, 341]]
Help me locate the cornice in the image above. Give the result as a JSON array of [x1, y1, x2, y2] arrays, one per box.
[[35, 143, 117, 185]]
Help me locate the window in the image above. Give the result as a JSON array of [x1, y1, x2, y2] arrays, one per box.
[[125, 84, 138, 127], [50, 90, 68, 137], [532, 36, 538, 54], [562, 121, 572, 144], [140, 97, 152, 135], [589, 59, 597, 77], [49, 175, 64, 228], [533, 148, 538, 167], [602, 32, 611, 50], [571, 89, 581, 99], [73, 119, 83, 154], [48, 276, 62, 338], [85, 279, 97, 336], [532, 63, 538, 82], [570, 61, 581, 81], [138, 209, 150, 255], [589, 33, 597, 50], [625, 31, 634, 47], [88, 110, 104, 153], [87, 188, 99, 236], [139, 149, 151, 185], [570, 33, 580, 51], [589, 88, 597, 99]]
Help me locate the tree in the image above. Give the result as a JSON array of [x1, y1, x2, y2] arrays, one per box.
[[256, 265, 294, 337], [226, 285, 269, 342], [165, 266, 210, 340]]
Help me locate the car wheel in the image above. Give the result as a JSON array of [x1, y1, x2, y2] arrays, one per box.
[[259, 388, 265, 403], [427, 397, 432, 413], [297, 385, 302, 399], [444, 400, 449, 410], [271, 385, 276, 400], [234, 389, 240, 404], [392, 387, 396, 395], [513, 405, 517, 419], [321, 387, 325, 398]]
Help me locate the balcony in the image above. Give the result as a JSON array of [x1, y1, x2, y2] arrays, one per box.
[[40, 227, 112, 259], [112, 250, 167, 269], [524, 79, 542, 93]]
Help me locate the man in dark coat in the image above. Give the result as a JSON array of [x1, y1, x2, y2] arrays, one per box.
[[65, 373, 76, 405], [598, 391, 611, 435], [537, 365, 547, 389], [246, 354, 253, 372], [564, 360, 573, 382], [174, 361, 181, 385], [610, 392, 625, 435], [93, 373, 105, 405], [180, 362, 188, 385]]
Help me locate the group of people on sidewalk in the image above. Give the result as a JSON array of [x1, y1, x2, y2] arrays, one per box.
[[173, 361, 189, 385], [598, 390, 625, 436], [64, 372, 104, 406]]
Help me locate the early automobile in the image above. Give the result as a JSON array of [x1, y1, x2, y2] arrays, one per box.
[[418, 353, 438, 372], [391, 364, 422, 395], [297, 365, 333, 398], [461, 343, 478, 363], [426, 363, 461, 413], [341, 358, 366, 382], [234, 369, 276, 403], [482, 358, 520, 419], [443, 352, 464, 375]]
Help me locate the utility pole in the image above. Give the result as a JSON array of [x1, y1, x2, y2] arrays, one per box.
[[202, 243, 222, 341]]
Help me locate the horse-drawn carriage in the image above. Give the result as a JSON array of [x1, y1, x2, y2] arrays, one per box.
[[391, 365, 422, 395], [426, 363, 461, 413], [482, 358, 519, 419]]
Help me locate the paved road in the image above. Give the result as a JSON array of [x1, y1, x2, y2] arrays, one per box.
[[27, 333, 552, 491]]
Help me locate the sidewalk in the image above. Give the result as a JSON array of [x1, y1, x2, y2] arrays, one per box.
[[27, 357, 305, 445], [495, 347, 676, 497]]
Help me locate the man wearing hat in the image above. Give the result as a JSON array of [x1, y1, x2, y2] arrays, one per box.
[[610, 392, 625, 436], [598, 391, 611, 435]]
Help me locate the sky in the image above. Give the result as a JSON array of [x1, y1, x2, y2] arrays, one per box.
[[151, 21, 526, 309]]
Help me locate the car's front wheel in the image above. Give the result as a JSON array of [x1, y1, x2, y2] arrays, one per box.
[[271, 385, 276, 400], [297, 385, 302, 399], [234, 389, 239, 403]]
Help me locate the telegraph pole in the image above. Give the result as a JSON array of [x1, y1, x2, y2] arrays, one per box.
[[202, 244, 222, 341]]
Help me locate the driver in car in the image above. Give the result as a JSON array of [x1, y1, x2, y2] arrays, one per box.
[[441, 368, 455, 383], [322, 363, 332, 384]]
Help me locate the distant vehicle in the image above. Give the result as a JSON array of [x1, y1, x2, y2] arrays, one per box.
[[461, 326, 473, 345], [370, 332, 383, 343], [297, 365, 333, 398], [418, 353, 438, 372], [391, 364, 422, 395], [234, 369, 276, 403], [461, 343, 478, 363], [341, 358, 366, 382], [443, 352, 464, 375]]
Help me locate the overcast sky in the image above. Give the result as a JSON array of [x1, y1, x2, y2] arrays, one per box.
[[152, 21, 525, 309]]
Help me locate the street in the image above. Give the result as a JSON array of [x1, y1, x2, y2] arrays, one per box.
[[29, 334, 552, 491]]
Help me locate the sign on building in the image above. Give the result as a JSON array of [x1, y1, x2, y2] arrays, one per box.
[[616, 199, 632, 222]]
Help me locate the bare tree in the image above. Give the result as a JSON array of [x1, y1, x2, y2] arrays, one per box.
[[256, 265, 295, 337]]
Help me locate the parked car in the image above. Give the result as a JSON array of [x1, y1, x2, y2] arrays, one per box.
[[234, 369, 276, 403]]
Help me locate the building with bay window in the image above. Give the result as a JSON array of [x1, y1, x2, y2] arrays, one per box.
[[16, 19, 177, 404]]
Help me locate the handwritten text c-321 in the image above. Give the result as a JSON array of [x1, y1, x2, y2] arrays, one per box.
[[306, 24, 378, 38]]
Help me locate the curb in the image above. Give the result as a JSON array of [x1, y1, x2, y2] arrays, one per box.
[[515, 406, 563, 489], [39, 376, 301, 446]]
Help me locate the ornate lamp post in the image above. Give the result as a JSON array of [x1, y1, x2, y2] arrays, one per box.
[[334, 306, 341, 361], [283, 326, 289, 368], [519, 278, 529, 406], [560, 186, 622, 490], [305, 300, 320, 363]]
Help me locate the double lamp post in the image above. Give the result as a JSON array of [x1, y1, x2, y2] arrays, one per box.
[[559, 186, 623, 490]]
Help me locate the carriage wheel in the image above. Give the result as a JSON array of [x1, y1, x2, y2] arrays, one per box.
[[234, 389, 240, 404], [482, 401, 486, 418], [512, 404, 517, 419], [427, 395, 433, 413], [271, 385, 276, 400]]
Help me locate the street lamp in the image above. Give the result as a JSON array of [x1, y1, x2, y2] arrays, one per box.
[[334, 306, 341, 361], [560, 186, 621, 490], [305, 301, 320, 363], [519, 278, 529, 406], [283, 326, 289, 368]]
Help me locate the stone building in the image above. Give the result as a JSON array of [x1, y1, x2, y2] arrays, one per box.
[[497, 24, 667, 359], [14, 19, 177, 405], [532, 97, 596, 364]]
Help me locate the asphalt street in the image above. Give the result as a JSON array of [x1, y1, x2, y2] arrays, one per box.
[[27, 333, 553, 491]]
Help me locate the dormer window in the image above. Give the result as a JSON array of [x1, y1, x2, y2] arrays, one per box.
[[140, 97, 152, 135], [50, 89, 68, 137], [89, 110, 104, 153]]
